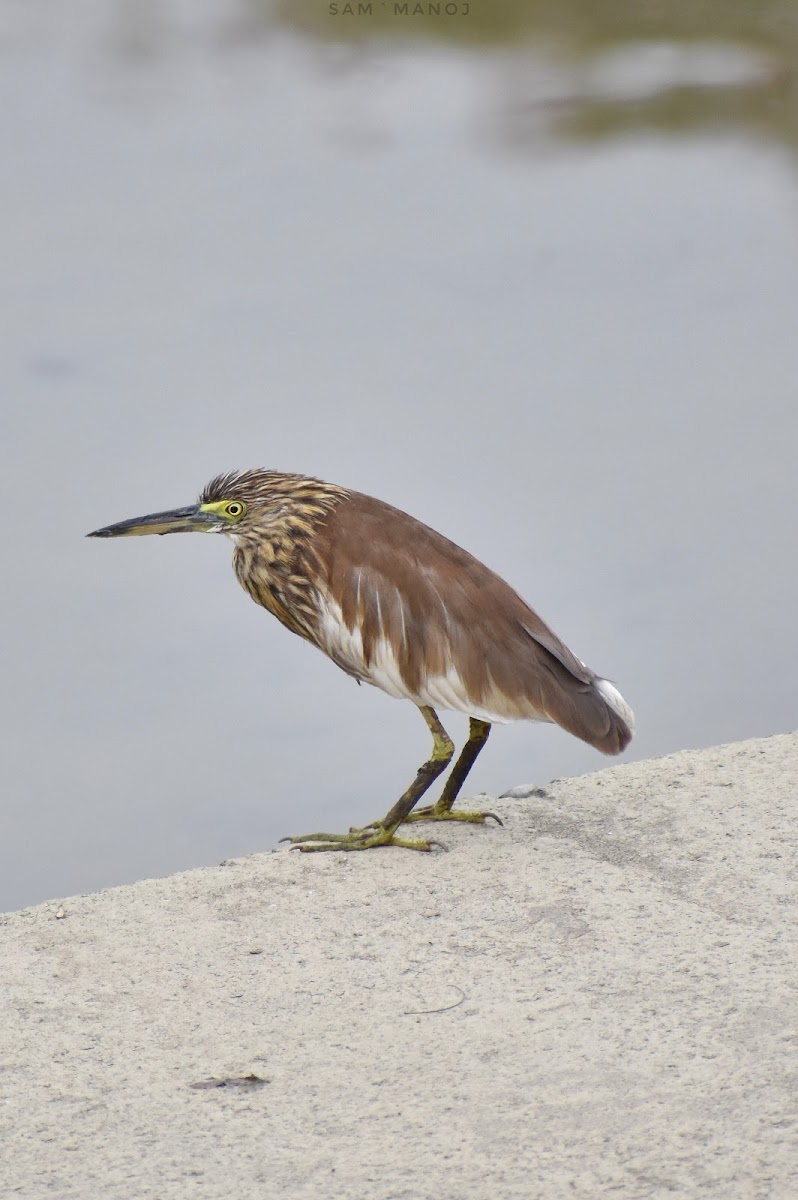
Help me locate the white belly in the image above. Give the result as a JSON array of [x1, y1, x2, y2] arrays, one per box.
[[315, 596, 542, 725]]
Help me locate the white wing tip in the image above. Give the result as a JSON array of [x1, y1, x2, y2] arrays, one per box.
[[596, 677, 635, 735]]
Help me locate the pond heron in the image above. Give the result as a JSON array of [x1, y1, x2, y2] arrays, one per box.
[[88, 470, 634, 852]]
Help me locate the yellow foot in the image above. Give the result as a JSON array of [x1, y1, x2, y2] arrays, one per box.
[[279, 826, 441, 853], [402, 805, 504, 826]]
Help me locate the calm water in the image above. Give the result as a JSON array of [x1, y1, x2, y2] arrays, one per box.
[[2, 1, 797, 911]]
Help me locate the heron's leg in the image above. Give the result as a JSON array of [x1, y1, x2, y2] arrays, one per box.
[[403, 718, 502, 825], [282, 705, 455, 852]]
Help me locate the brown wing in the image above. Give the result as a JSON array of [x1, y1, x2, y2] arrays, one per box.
[[311, 492, 632, 754]]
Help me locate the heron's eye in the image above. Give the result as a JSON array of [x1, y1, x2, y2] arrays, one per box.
[[224, 501, 246, 519]]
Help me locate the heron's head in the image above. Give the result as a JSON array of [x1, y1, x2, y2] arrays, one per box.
[[86, 470, 293, 542]]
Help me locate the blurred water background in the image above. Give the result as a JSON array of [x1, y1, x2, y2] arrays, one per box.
[[2, 0, 797, 910]]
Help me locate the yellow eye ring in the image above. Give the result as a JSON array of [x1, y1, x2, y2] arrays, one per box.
[[225, 501, 246, 518]]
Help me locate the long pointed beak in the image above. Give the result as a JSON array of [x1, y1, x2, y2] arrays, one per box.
[[87, 505, 224, 538]]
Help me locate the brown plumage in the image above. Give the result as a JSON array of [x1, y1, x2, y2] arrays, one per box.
[[88, 469, 634, 853]]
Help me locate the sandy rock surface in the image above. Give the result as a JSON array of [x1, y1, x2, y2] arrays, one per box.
[[2, 732, 797, 1199]]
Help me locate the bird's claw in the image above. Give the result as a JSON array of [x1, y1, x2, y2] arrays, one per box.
[[357, 808, 502, 831], [401, 807, 504, 827], [280, 828, 441, 853]]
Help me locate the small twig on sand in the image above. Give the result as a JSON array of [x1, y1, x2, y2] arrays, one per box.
[[403, 985, 466, 1016]]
